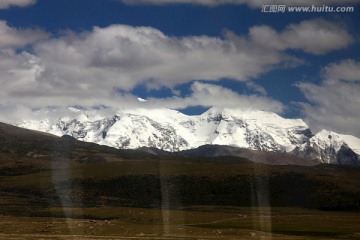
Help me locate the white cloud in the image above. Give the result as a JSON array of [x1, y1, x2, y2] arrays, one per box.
[[144, 82, 284, 113], [2, 23, 297, 110], [0, 81, 284, 123], [0, 19, 354, 122], [245, 82, 267, 95], [297, 59, 360, 138], [323, 59, 360, 83], [0, 0, 36, 9], [0, 21, 49, 49], [122, 0, 360, 7], [32, 24, 288, 93], [249, 19, 353, 55]]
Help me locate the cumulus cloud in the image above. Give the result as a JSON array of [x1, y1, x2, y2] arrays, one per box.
[[0, 81, 284, 123], [144, 82, 284, 113], [0, 22, 295, 110], [249, 19, 353, 55], [32, 24, 288, 93], [0, 19, 354, 122], [0, 21, 49, 49], [297, 59, 360, 138], [0, 0, 36, 9], [122, 0, 360, 7]]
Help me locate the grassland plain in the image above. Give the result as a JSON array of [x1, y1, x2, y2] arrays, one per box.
[[0, 207, 360, 239], [1, 123, 360, 239], [1, 159, 360, 239]]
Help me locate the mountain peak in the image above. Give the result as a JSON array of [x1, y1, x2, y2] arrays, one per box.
[[313, 129, 360, 156], [15, 107, 360, 165]]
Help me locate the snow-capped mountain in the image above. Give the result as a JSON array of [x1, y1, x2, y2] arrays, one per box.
[[16, 107, 360, 165], [292, 130, 360, 165]]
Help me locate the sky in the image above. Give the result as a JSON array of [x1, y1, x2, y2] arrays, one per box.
[[0, 0, 359, 137]]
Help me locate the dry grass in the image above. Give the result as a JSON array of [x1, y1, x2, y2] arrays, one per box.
[[0, 207, 359, 239]]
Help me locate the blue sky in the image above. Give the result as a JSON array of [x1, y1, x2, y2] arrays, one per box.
[[0, 0, 359, 137]]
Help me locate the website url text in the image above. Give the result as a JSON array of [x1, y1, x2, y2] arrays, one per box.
[[261, 5, 355, 13]]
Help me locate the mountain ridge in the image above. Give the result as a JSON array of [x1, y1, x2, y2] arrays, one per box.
[[15, 107, 360, 165], [139, 144, 320, 166]]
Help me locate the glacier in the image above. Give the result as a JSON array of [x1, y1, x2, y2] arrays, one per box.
[[16, 107, 360, 165]]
